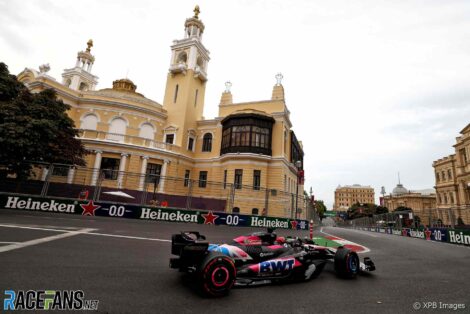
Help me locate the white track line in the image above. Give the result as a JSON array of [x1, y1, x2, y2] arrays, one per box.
[[0, 228, 95, 253], [0, 242, 19, 244], [0, 223, 170, 243], [85, 232, 171, 242]]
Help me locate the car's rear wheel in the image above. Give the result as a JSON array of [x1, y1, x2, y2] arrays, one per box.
[[334, 247, 360, 278], [198, 252, 236, 297]]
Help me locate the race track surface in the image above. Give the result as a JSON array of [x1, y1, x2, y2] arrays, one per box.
[[1, 209, 469, 314]]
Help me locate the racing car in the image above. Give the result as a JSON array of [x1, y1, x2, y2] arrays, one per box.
[[170, 229, 375, 297]]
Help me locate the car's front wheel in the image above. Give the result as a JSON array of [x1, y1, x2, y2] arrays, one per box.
[[334, 247, 360, 278], [198, 252, 236, 297]]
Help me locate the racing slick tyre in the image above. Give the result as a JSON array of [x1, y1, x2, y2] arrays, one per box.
[[197, 252, 236, 297], [334, 247, 360, 279]]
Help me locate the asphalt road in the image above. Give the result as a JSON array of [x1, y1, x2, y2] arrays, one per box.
[[1, 209, 469, 314]]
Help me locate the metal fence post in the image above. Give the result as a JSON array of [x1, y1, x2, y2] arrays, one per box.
[[93, 171, 104, 201], [40, 164, 54, 197], [228, 184, 235, 213], [186, 180, 193, 210], [264, 188, 269, 216]]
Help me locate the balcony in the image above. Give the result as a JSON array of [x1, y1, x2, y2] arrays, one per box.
[[77, 129, 181, 154]]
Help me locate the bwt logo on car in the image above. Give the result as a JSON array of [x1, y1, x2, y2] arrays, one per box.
[[259, 259, 295, 273]]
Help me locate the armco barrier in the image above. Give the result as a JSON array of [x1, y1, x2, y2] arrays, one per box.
[[0, 193, 309, 230], [356, 226, 469, 247]]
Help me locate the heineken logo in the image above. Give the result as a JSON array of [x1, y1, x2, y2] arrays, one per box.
[[251, 217, 288, 229], [4, 196, 75, 213], [392, 229, 402, 236], [448, 230, 470, 246], [140, 208, 198, 223], [409, 230, 425, 239]]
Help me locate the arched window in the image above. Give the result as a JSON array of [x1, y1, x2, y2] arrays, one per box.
[[252, 208, 259, 215], [80, 114, 98, 130], [232, 207, 240, 213], [202, 133, 212, 152], [177, 52, 187, 64], [108, 117, 127, 142], [79, 82, 88, 91], [65, 79, 71, 88], [139, 123, 154, 140]]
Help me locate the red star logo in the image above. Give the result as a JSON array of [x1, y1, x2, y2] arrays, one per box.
[[290, 220, 298, 230], [80, 200, 100, 216], [202, 211, 219, 224], [424, 228, 432, 240]]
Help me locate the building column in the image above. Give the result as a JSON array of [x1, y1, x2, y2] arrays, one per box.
[[138, 156, 149, 191], [158, 159, 170, 193], [90, 150, 102, 186], [117, 153, 129, 189], [67, 166, 76, 184]]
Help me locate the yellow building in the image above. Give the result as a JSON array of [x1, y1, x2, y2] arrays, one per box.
[[17, 7, 305, 218], [432, 123, 470, 225], [333, 184, 375, 211], [383, 183, 436, 224]]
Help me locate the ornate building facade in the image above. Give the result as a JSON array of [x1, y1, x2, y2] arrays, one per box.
[[17, 7, 305, 218], [333, 184, 375, 211]]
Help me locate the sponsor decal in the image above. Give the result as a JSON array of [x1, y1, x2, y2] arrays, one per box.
[[3, 290, 98, 311], [4, 196, 75, 213], [0, 194, 309, 230], [409, 229, 425, 239], [251, 216, 288, 229], [392, 229, 402, 236], [80, 201, 100, 216], [140, 208, 198, 223], [201, 211, 219, 224], [448, 229, 470, 246], [259, 258, 295, 273]]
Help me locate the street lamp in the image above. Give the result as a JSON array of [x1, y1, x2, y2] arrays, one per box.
[[294, 160, 302, 219]]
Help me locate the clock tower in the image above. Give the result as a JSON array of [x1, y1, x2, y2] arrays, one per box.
[[162, 5, 210, 148]]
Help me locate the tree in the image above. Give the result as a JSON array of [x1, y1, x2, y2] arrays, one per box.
[[394, 206, 413, 212], [314, 200, 326, 220], [0, 62, 86, 178], [375, 206, 389, 214]]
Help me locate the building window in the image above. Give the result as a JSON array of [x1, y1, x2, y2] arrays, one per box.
[[108, 117, 127, 142], [450, 193, 455, 204], [101, 157, 120, 180], [165, 134, 174, 144], [194, 89, 198, 107], [461, 148, 468, 165], [52, 166, 68, 177], [223, 170, 227, 189], [252, 208, 259, 215], [188, 137, 194, 151], [139, 123, 155, 140], [202, 133, 212, 152], [448, 169, 452, 180], [174, 84, 179, 103], [145, 163, 162, 184], [441, 171, 446, 181], [436, 172, 440, 182], [199, 171, 207, 188], [80, 114, 98, 130], [234, 169, 243, 189], [220, 113, 274, 156], [184, 170, 190, 187], [253, 170, 261, 190], [232, 207, 240, 213]]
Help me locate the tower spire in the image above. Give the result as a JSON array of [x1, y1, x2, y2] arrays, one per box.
[[398, 172, 401, 184]]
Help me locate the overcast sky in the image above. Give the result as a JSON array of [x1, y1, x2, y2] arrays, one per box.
[[1, 0, 470, 208]]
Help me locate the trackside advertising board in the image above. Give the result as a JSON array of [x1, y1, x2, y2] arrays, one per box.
[[357, 226, 468, 246], [0, 194, 309, 230]]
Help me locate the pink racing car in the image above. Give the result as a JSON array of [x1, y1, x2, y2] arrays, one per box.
[[169, 229, 375, 297]]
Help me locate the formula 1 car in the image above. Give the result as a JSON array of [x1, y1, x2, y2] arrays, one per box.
[[169, 229, 375, 297]]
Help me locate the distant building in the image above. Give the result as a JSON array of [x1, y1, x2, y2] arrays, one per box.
[[333, 184, 375, 211], [383, 182, 436, 223]]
